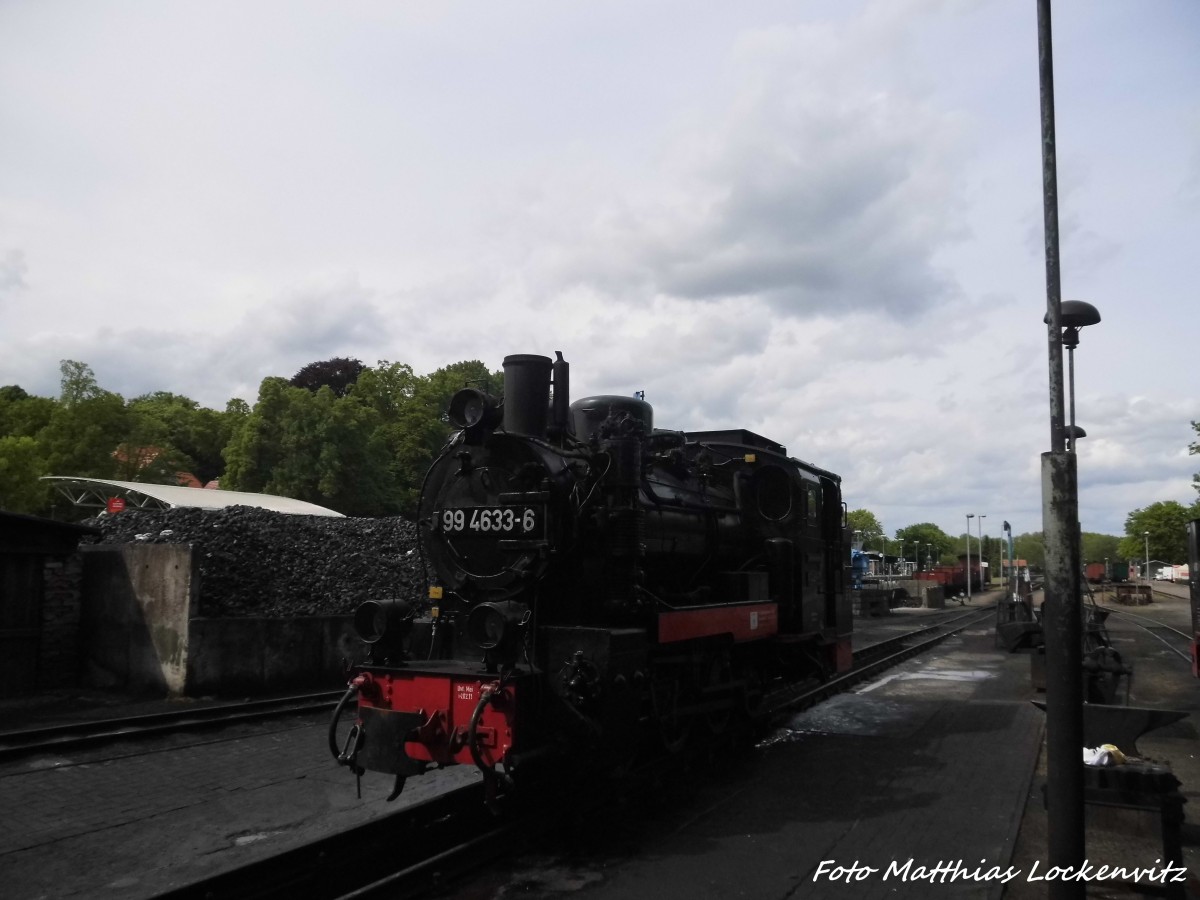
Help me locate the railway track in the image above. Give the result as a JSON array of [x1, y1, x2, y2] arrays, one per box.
[[1104, 607, 1194, 665], [0, 691, 341, 761], [152, 607, 994, 900]]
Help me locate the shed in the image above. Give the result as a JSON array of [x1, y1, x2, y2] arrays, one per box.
[[0, 511, 100, 695]]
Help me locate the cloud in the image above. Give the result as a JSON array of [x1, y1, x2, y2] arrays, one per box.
[[496, 18, 970, 322], [0, 249, 27, 307]]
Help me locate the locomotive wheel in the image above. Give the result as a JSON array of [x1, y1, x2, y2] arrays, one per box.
[[703, 654, 733, 735], [659, 708, 692, 754], [740, 664, 766, 718], [651, 671, 692, 754]]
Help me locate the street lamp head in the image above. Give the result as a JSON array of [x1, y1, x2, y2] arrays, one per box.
[[1044, 300, 1102, 349], [1063, 425, 1087, 441], [1043, 300, 1102, 329]]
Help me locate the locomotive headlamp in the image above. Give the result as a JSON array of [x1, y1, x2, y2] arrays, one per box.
[[467, 601, 528, 650], [353, 599, 415, 645], [448, 388, 501, 430]]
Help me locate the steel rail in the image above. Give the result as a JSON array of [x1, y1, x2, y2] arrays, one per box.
[[765, 606, 996, 715], [0, 691, 341, 760], [1104, 608, 1193, 665], [149, 609, 997, 900]]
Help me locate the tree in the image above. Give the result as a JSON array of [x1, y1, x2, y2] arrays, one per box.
[[1119, 501, 1199, 565], [0, 386, 54, 438], [347, 361, 417, 420], [127, 391, 239, 484], [0, 435, 49, 513], [58, 360, 104, 407], [28, 360, 130, 478], [895, 523, 954, 566], [1191, 419, 1199, 497], [222, 378, 398, 515], [352, 359, 498, 514], [1012, 532, 1046, 570], [1080, 532, 1122, 568], [222, 377, 305, 495], [289, 358, 366, 398], [225, 357, 503, 516], [846, 509, 884, 546]]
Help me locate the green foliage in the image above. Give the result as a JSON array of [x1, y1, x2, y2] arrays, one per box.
[[0, 386, 54, 438], [1192, 420, 1199, 496], [0, 435, 49, 513], [58, 360, 104, 407], [1080, 532, 1122, 566], [1012, 532, 1046, 569], [0, 361, 253, 515], [1119, 501, 1200, 564], [846, 509, 883, 545], [289, 357, 367, 398], [349, 359, 499, 514], [894, 522, 954, 566], [222, 377, 400, 516], [38, 388, 129, 478], [221, 357, 504, 516], [127, 391, 239, 484]]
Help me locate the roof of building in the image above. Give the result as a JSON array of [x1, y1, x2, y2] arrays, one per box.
[[40, 477, 345, 518], [0, 510, 101, 554]]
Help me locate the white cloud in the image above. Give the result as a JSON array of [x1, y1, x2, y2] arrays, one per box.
[[1, 0, 1197, 539]]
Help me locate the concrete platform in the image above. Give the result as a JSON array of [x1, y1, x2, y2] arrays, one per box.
[[467, 608, 1045, 900], [1, 588, 1196, 899]]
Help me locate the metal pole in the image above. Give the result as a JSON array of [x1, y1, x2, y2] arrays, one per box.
[[1145, 531, 1150, 582], [1037, 0, 1085, 892], [979, 514, 987, 586], [966, 514, 974, 602]]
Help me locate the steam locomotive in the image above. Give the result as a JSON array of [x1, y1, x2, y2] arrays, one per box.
[[330, 352, 851, 800]]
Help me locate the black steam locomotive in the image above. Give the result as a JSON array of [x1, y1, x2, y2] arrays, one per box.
[[330, 352, 851, 799]]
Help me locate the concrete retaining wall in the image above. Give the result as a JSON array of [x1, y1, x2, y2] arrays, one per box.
[[186, 616, 358, 695], [81, 544, 358, 697], [82, 544, 197, 694]]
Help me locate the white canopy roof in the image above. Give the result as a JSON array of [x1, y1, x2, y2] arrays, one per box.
[[41, 477, 345, 517]]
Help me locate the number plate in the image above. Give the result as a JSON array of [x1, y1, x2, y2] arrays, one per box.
[[438, 506, 541, 536]]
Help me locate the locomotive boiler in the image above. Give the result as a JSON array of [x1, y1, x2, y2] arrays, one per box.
[[330, 352, 851, 799]]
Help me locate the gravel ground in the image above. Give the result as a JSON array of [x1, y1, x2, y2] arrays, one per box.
[[82, 506, 425, 618]]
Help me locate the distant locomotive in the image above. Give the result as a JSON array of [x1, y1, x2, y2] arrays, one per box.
[[330, 352, 851, 799]]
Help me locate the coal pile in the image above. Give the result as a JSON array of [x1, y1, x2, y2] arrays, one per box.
[[82, 506, 423, 618]]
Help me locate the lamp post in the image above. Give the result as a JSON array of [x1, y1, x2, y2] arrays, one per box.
[[966, 513, 974, 602], [1144, 531, 1150, 583], [978, 514, 987, 588]]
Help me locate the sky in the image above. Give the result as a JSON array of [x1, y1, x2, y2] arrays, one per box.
[[1, 0, 1197, 540]]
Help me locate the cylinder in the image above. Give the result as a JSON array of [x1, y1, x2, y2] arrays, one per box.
[[502, 354, 553, 438]]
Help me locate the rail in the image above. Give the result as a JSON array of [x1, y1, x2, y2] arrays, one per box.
[[151, 608, 996, 900], [0, 691, 341, 761]]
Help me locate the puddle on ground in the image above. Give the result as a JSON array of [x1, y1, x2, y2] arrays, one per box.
[[231, 830, 283, 846], [761, 694, 918, 745], [495, 861, 606, 897]]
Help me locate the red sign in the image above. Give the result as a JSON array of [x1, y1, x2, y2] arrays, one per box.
[[106, 497, 126, 514]]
